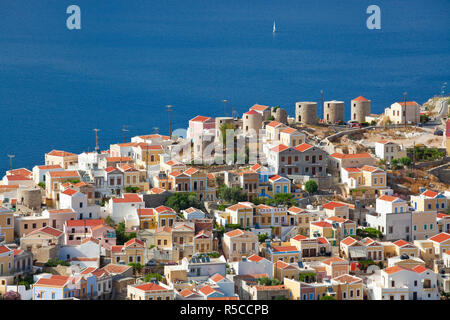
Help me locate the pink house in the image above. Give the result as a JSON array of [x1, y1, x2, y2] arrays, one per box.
[[64, 219, 116, 249], [187, 115, 215, 140]]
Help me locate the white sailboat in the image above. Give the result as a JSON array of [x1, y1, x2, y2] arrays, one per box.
[[273, 21, 276, 33]]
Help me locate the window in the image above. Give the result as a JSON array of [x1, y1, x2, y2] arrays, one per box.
[[32, 223, 37, 229], [356, 289, 360, 297], [388, 226, 393, 234], [430, 224, 433, 230], [80, 202, 83, 208], [6, 218, 11, 225]]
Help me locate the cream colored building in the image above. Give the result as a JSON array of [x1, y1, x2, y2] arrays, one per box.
[[222, 229, 258, 262], [127, 281, 174, 300], [385, 101, 420, 124]]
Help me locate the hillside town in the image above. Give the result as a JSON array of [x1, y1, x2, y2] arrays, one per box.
[[0, 96, 449, 301]]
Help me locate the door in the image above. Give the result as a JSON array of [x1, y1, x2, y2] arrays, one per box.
[[312, 167, 316, 175], [413, 292, 417, 300]]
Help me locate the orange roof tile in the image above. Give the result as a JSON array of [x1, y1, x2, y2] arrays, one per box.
[[270, 144, 289, 153], [295, 143, 313, 152], [323, 201, 347, 210], [250, 104, 269, 111], [353, 96, 369, 102], [429, 233, 450, 243]]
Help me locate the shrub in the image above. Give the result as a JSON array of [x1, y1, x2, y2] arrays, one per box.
[[258, 233, 269, 243], [164, 192, 204, 212], [321, 295, 336, 300], [304, 180, 318, 193]]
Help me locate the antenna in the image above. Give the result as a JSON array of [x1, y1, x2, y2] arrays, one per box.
[[222, 99, 228, 117], [93, 129, 100, 153], [122, 125, 129, 143], [7, 154, 15, 171], [166, 105, 173, 138]]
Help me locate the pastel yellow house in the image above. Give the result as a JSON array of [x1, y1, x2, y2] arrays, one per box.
[[0, 245, 14, 276], [0, 208, 14, 243], [341, 165, 386, 191], [331, 274, 363, 300], [153, 206, 177, 228], [154, 226, 173, 249], [135, 144, 164, 169], [410, 189, 449, 212], [137, 208, 157, 230], [45, 150, 78, 169], [111, 238, 145, 265], [287, 207, 310, 236], [222, 229, 258, 262], [225, 202, 255, 228]]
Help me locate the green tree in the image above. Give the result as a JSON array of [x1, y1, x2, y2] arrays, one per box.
[[128, 262, 145, 274], [258, 233, 269, 243], [142, 273, 163, 282], [304, 180, 318, 194], [38, 182, 45, 189], [115, 222, 137, 245], [124, 186, 140, 193], [391, 159, 400, 170], [104, 216, 115, 227], [266, 115, 275, 121], [399, 157, 412, 167], [164, 192, 204, 212], [218, 185, 247, 204]]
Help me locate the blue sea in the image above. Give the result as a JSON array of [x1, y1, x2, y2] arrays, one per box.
[[0, 0, 449, 173]]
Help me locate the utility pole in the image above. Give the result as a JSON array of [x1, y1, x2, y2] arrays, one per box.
[[122, 125, 129, 143], [166, 105, 173, 139], [93, 129, 100, 153], [403, 92, 407, 128], [222, 99, 228, 117], [153, 127, 159, 134], [320, 89, 324, 123], [7, 154, 15, 171]]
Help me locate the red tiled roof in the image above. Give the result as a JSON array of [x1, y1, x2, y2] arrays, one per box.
[[0, 245, 12, 254], [244, 109, 259, 115], [5, 174, 31, 181], [38, 165, 63, 170], [102, 264, 131, 274], [271, 245, 298, 253], [378, 195, 399, 202], [317, 237, 329, 244], [429, 233, 450, 243], [266, 121, 282, 128], [353, 96, 369, 102], [294, 143, 313, 152], [48, 170, 79, 178], [135, 282, 168, 292], [247, 254, 263, 262], [312, 221, 332, 228], [270, 144, 289, 153], [125, 238, 145, 247], [322, 257, 347, 265], [66, 219, 104, 227], [393, 239, 409, 247], [191, 115, 212, 123], [323, 201, 347, 210], [61, 188, 78, 196], [35, 275, 70, 287], [281, 127, 297, 134], [421, 190, 439, 198], [199, 285, 216, 296], [28, 226, 63, 237], [105, 157, 132, 162], [396, 101, 419, 107], [292, 234, 307, 241], [184, 168, 199, 175], [225, 229, 245, 238], [210, 273, 225, 282], [47, 209, 74, 214], [412, 265, 427, 274], [250, 104, 269, 111], [384, 266, 408, 274], [155, 205, 175, 214], [111, 245, 124, 253], [47, 150, 76, 157], [341, 237, 358, 246], [112, 194, 142, 203], [137, 208, 155, 216]]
